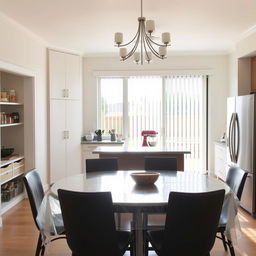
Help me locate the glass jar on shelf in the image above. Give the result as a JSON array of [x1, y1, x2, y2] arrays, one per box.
[[9, 89, 16, 102]]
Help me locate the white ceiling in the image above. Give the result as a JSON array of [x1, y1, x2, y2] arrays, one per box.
[[0, 0, 256, 55]]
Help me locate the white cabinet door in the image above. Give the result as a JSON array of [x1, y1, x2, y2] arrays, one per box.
[[214, 143, 227, 180], [66, 54, 81, 100], [49, 51, 66, 99], [50, 100, 67, 183], [49, 50, 81, 100], [66, 100, 82, 176]]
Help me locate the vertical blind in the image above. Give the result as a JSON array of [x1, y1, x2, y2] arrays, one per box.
[[165, 75, 206, 171], [98, 75, 206, 172]]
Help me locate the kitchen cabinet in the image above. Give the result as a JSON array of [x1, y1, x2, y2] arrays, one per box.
[[49, 50, 81, 100], [214, 142, 227, 181], [251, 57, 256, 92], [50, 100, 82, 183], [49, 49, 82, 183]]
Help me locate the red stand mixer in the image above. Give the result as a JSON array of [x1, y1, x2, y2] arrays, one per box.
[[141, 130, 158, 146]]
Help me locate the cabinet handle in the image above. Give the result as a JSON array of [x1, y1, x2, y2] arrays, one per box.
[[66, 131, 70, 139], [66, 89, 69, 98], [63, 131, 66, 139]]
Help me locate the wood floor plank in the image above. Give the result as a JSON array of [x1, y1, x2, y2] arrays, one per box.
[[0, 199, 255, 256]]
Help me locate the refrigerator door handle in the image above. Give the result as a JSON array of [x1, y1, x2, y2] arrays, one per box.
[[228, 113, 233, 161], [228, 113, 235, 162], [234, 113, 240, 163]]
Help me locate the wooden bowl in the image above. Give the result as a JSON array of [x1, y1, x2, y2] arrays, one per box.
[[130, 171, 160, 185]]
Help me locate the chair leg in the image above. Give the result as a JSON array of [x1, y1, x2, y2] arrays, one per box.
[[220, 231, 228, 251], [35, 234, 43, 256], [227, 239, 236, 256]]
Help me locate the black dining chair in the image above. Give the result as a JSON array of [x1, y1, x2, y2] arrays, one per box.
[[143, 156, 178, 253], [86, 157, 123, 228], [86, 158, 118, 172], [23, 169, 65, 256], [144, 157, 177, 171], [216, 166, 248, 256], [145, 190, 225, 256], [58, 189, 134, 256]]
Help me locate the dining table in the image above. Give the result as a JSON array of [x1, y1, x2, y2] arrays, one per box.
[[41, 170, 237, 256]]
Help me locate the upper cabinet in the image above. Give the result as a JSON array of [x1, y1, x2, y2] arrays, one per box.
[[251, 57, 256, 93], [49, 50, 81, 100]]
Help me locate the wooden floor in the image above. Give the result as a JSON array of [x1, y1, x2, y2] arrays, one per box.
[[0, 199, 256, 256]]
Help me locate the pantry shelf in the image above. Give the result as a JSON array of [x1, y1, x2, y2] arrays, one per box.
[[0, 123, 23, 128], [0, 102, 23, 105]]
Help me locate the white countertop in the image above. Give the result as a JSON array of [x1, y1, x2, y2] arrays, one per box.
[[81, 140, 124, 145], [93, 146, 190, 154]]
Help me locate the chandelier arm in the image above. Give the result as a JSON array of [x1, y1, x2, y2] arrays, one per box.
[[122, 38, 140, 60], [145, 34, 171, 47], [121, 24, 141, 61], [116, 26, 140, 47], [145, 35, 163, 59]]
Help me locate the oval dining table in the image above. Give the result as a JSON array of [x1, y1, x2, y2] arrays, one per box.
[[50, 170, 234, 256]]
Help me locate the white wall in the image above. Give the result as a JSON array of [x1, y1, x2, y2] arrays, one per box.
[[83, 55, 229, 172], [228, 52, 238, 97], [0, 13, 49, 185]]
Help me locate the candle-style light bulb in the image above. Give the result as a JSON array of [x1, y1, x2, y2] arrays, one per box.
[[119, 48, 127, 60], [145, 52, 152, 63], [115, 32, 123, 45], [159, 46, 167, 58], [146, 20, 155, 35], [162, 32, 170, 45], [134, 52, 140, 64]]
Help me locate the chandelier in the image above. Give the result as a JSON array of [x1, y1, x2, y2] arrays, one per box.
[[114, 0, 171, 64]]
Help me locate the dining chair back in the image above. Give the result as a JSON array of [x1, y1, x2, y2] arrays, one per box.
[[23, 169, 65, 256], [23, 169, 44, 230], [86, 158, 118, 172], [58, 189, 132, 256], [144, 157, 177, 171], [146, 190, 225, 256], [217, 166, 248, 256], [226, 166, 248, 200], [143, 156, 178, 249]]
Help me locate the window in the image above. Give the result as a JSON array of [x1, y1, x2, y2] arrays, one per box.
[[98, 78, 123, 134], [98, 75, 207, 172]]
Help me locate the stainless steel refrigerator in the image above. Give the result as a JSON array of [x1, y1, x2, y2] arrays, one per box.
[[227, 94, 256, 216]]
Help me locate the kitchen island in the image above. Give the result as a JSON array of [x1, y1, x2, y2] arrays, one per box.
[[93, 146, 190, 171]]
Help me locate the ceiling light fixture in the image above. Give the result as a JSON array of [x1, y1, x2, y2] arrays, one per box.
[[114, 0, 171, 64]]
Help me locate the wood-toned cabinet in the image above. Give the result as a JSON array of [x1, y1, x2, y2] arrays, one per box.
[[251, 57, 256, 92], [49, 50, 82, 183]]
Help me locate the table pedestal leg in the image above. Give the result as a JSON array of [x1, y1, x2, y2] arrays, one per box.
[[133, 209, 143, 256]]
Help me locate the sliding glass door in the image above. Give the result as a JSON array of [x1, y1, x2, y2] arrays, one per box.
[[164, 75, 206, 171], [98, 75, 207, 172]]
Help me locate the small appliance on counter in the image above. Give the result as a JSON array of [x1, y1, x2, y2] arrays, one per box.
[[95, 129, 104, 141], [141, 130, 158, 146]]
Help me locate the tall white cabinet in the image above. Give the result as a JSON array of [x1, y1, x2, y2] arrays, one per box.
[[49, 50, 82, 183]]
